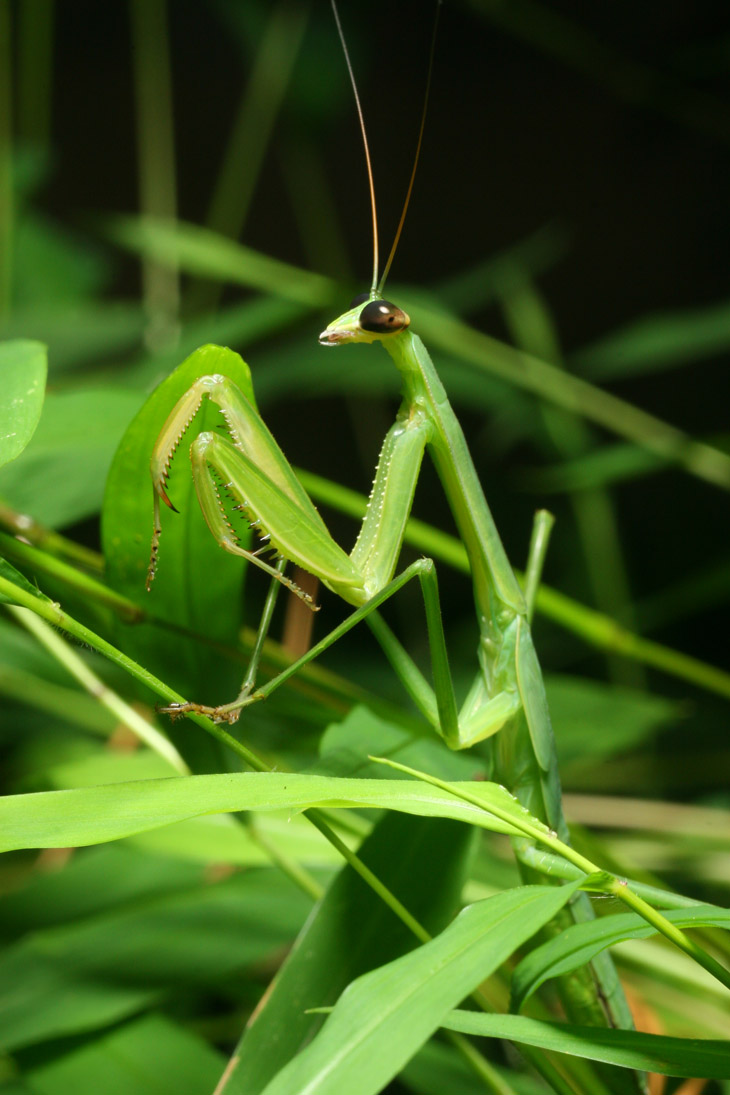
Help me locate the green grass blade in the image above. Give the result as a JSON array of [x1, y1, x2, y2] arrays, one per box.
[[108, 215, 337, 307], [0, 770, 547, 851], [227, 813, 475, 1095], [0, 555, 53, 605], [257, 883, 582, 1095], [573, 298, 730, 381], [443, 1013, 730, 1079], [409, 303, 730, 493], [511, 904, 730, 1011]]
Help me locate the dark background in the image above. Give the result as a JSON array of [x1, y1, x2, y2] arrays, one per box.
[[44, 0, 729, 345]]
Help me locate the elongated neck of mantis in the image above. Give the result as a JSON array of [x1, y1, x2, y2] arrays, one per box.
[[383, 329, 528, 633]]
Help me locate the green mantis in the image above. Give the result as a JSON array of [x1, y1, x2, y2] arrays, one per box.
[[142, 0, 565, 822], [145, 1, 641, 1067], [148, 301, 547, 760]]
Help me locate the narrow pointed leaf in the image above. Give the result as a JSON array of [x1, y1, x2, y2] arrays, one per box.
[[512, 904, 730, 1011], [257, 883, 582, 1095], [0, 770, 548, 851], [225, 813, 475, 1095], [443, 1013, 730, 1079]]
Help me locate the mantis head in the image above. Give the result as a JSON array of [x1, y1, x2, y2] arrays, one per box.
[[319, 294, 411, 346]]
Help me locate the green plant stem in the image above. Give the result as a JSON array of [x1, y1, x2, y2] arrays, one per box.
[[304, 812, 431, 946], [517, 847, 703, 910], [373, 756, 730, 994], [17, 0, 54, 145], [444, 1031, 521, 1095], [5, 603, 189, 773], [612, 883, 730, 984], [0, 531, 143, 620], [0, 505, 103, 570], [187, 1, 308, 314], [130, 0, 179, 348], [246, 819, 324, 903]]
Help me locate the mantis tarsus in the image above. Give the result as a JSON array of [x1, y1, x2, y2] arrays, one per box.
[[146, 0, 640, 1066]]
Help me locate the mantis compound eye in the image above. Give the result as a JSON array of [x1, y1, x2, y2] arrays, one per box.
[[358, 299, 410, 335]]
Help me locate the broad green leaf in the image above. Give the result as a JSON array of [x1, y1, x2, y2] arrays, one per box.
[[0, 388, 143, 526], [101, 344, 256, 764], [0, 770, 548, 851], [0, 340, 47, 468], [258, 883, 582, 1095], [227, 812, 476, 1095], [0, 866, 312, 1051], [511, 904, 730, 1011], [442, 1013, 730, 1079], [26, 1013, 225, 1095]]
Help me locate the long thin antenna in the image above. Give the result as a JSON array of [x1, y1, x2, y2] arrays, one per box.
[[378, 1, 441, 295], [330, 1, 379, 295]]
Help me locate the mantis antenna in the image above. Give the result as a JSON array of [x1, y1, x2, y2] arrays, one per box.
[[330, 0, 441, 297], [329, 0, 379, 296]]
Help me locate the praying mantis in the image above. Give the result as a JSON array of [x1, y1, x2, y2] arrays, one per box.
[[145, 0, 639, 1060]]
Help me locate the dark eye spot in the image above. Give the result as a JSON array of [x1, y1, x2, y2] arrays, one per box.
[[359, 299, 410, 335]]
